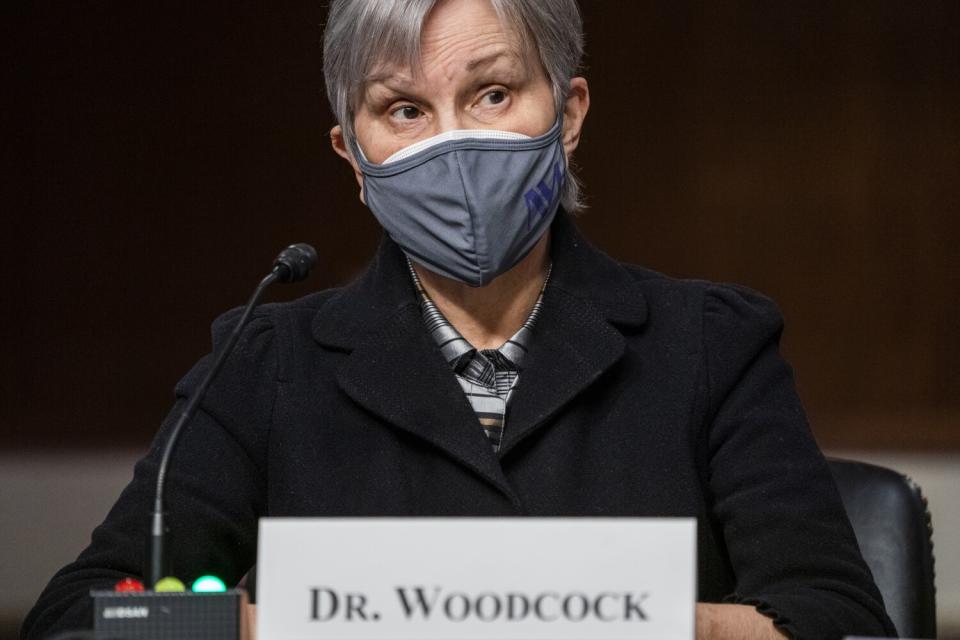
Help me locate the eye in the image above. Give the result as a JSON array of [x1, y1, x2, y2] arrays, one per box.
[[390, 105, 422, 121], [480, 90, 507, 106]]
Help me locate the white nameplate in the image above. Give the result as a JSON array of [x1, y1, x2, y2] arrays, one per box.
[[257, 518, 695, 640]]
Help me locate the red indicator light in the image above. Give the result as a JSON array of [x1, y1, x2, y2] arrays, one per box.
[[114, 577, 145, 592]]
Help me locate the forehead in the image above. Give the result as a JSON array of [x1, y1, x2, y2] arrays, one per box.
[[365, 0, 532, 88]]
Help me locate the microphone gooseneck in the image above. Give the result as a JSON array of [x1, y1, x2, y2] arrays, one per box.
[[148, 244, 317, 587]]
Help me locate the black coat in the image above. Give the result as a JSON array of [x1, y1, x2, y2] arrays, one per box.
[[23, 211, 894, 640]]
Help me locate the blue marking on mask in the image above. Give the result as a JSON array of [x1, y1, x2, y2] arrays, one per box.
[[524, 161, 566, 229]]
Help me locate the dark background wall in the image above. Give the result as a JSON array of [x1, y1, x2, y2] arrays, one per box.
[[6, 1, 958, 450]]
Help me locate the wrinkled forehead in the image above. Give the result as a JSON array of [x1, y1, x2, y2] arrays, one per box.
[[357, 1, 534, 99]]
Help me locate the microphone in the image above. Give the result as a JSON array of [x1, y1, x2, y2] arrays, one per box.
[[148, 243, 317, 587], [273, 243, 318, 283]]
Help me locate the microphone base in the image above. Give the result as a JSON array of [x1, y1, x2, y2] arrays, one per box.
[[91, 589, 246, 640]]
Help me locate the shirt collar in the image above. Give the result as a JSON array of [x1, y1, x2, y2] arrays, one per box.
[[405, 256, 552, 376]]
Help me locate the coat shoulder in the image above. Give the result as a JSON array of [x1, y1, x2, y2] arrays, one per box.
[[617, 262, 784, 338]]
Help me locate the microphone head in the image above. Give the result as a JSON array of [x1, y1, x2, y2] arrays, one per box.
[[273, 243, 318, 283]]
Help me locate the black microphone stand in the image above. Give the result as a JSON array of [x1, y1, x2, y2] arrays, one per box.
[[148, 244, 316, 586]]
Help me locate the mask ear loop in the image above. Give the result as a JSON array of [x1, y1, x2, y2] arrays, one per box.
[[349, 136, 369, 164]]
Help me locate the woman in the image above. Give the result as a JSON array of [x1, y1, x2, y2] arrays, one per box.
[[23, 1, 894, 639]]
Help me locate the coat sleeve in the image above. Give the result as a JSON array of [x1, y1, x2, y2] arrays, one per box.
[[700, 284, 896, 640], [20, 308, 276, 640]]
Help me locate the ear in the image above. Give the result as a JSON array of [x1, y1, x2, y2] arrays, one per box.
[[330, 125, 366, 203], [561, 77, 590, 157]]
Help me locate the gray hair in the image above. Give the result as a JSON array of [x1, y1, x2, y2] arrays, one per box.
[[323, 0, 586, 213]]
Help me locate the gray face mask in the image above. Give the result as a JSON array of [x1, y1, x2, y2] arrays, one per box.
[[352, 117, 565, 287]]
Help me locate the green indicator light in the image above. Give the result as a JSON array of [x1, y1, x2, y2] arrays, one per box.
[[154, 577, 186, 592], [191, 575, 227, 593]]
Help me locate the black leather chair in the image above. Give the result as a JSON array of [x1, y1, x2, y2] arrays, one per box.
[[828, 458, 937, 639]]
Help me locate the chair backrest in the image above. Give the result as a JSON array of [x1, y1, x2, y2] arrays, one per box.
[[828, 458, 937, 639]]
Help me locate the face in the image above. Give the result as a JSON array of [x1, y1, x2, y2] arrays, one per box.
[[331, 0, 589, 196]]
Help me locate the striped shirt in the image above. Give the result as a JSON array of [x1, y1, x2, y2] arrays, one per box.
[[406, 259, 551, 452]]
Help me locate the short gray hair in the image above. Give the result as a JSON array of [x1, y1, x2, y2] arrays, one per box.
[[323, 0, 586, 213]]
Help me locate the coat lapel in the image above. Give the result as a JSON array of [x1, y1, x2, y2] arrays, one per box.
[[495, 286, 626, 456], [312, 235, 516, 500], [311, 210, 648, 496], [498, 212, 648, 456]]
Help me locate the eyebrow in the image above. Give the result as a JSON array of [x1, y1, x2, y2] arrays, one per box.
[[465, 50, 520, 71], [365, 49, 523, 88], [365, 70, 413, 86]]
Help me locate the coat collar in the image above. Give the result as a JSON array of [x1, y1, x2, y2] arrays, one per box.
[[311, 210, 648, 500], [312, 210, 647, 349]]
